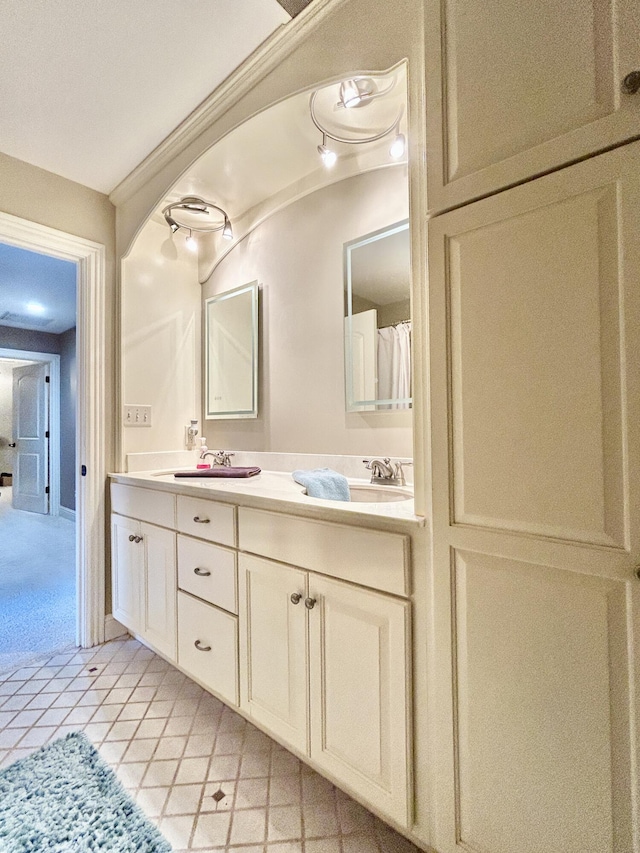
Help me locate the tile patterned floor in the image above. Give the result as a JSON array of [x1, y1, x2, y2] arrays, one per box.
[[0, 637, 421, 853]]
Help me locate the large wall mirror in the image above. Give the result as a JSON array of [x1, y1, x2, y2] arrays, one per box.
[[344, 219, 411, 411], [205, 281, 258, 419]]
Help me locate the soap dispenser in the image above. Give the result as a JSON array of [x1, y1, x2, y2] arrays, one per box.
[[196, 437, 211, 469]]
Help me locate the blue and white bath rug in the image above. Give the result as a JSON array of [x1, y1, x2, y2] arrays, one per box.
[[0, 731, 172, 851]]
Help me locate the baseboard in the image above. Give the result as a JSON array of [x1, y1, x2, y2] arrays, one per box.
[[59, 506, 76, 522], [104, 615, 128, 642]]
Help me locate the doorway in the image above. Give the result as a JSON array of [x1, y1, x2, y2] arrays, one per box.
[[0, 210, 107, 651]]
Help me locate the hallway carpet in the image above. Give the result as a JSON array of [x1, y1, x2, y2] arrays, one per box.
[[0, 488, 76, 674]]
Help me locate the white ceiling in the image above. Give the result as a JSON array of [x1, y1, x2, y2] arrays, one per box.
[[0, 0, 290, 194], [0, 243, 77, 334]]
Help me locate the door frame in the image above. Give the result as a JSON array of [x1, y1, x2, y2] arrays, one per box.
[[0, 210, 106, 648], [1, 349, 61, 516]]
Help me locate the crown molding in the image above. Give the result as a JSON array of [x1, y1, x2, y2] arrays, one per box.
[[109, 0, 347, 207]]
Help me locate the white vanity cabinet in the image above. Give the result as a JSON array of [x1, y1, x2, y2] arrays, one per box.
[[238, 510, 412, 828], [424, 0, 640, 212], [111, 511, 177, 662]]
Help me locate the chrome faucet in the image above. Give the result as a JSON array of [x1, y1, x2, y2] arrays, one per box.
[[363, 457, 412, 486], [200, 449, 235, 467]]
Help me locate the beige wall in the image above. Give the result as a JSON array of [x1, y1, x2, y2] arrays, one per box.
[[202, 166, 412, 457], [121, 220, 201, 458]]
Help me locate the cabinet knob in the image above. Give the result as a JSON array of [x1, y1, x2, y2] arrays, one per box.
[[193, 516, 210, 524], [194, 639, 212, 652], [194, 567, 211, 577], [290, 592, 302, 605], [621, 70, 640, 95], [634, 565, 640, 581], [128, 534, 136, 542], [304, 597, 317, 610], [134, 535, 143, 543]]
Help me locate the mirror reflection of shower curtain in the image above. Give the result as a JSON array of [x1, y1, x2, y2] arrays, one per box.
[[377, 321, 411, 409]]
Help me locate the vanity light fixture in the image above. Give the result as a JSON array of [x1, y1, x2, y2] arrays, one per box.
[[389, 130, 406, 159], [310, 77, 406, 168], [162, 196, 234, 247], [317, 133, 337, 168]]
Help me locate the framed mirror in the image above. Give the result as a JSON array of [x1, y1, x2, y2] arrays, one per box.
[[344, 220, 411, 412], [205, 281, 258, 419]]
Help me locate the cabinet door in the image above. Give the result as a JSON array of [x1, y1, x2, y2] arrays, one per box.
[[308, 575, 411, 827], [239, 554, 308, 753], [110, 514, 142, 634], [141, 522, 177, 662], [425, 0, 640, 211], [427, 143, 640, 852]]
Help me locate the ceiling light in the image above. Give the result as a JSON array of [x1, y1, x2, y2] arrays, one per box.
[[162, 196, 233, 242], [318, 134, 337, 168], [164, 213, 180, 233], [390, 132, 406, 159], [339, 80, 363, 108], [26, 301, 46, 315]]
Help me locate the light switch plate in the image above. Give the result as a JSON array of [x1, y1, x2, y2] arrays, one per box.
[[123, 404, 152, 427]]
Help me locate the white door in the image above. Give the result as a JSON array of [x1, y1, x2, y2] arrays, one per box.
[[141, 522, 176, 662], [427, 142, 640, 853], [308, 575, 411, 827], [425, 0, 640, 211], [239, 554, 308, 752], [12, 362, 49, 514]]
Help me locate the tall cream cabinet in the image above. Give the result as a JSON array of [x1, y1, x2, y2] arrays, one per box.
[[425, 0, 640, 211], [426, 140, 640, 853]]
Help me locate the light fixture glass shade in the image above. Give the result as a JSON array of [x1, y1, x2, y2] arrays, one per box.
[[318, 143, 337, 168], [185, 231, 198, 252], [390, 132, 406, 159], [339, 80, 362, 108], [222, 218, 233, 240]]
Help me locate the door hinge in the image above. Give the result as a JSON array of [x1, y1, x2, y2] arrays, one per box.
[[45, 486, 50, 494], [45, 376, 50, 383]]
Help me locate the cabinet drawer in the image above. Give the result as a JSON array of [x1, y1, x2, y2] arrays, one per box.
[[177, 496, 236, 547], [177, 592, 238, 706], [178, 535, 237, 614], [111, 483, 176, 529], [238, 508, 409, 597]]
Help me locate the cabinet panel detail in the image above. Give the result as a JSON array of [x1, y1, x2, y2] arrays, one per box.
[[110, 514, 142, 634], [239, 554, 308, 751], [177, 591, 238, 706], [142, 523, 177, 661], [452, 549, 631, 853], [177, 496, 236, 548], [238, 507, 409, 597], [446, 181, 626, 546], [309, 575, 411, 827], [178, 535, 237, 614], [111, 483, 175, 529]]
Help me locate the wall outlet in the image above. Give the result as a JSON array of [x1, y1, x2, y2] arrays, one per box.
[[123, 404, 152, 427]]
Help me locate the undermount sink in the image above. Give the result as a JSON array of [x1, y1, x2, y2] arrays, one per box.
[[347, 485, 413, 503]]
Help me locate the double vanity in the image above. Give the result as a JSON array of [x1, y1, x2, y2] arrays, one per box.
[[109, 463, 425, 836]]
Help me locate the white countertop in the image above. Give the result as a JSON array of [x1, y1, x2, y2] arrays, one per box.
[[109, 468, 425, 531]]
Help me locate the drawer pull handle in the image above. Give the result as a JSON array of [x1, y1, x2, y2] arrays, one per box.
[[304, 597, 317, 610], [193, 516, 210, 524], [194, 567, 211, 577], [194, 640, 212, 652], [290, 592, 302, 605]]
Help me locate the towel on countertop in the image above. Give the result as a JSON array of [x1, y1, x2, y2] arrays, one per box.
[[292, 468, 350, 501], [174, 467, 261, 478]]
